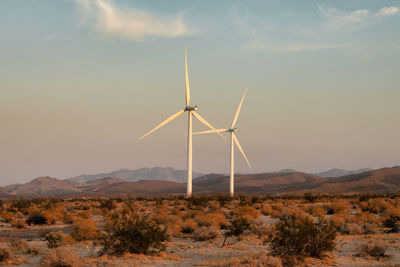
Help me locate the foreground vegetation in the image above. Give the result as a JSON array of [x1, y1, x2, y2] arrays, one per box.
[[0, 193, 399, 266]]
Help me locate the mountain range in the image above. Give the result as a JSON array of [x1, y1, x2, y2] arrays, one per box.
[[0, 166, 399, 198], [67, 167, 204, 183]]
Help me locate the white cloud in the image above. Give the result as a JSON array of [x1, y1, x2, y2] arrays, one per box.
[[76, 0, 192, 41], [376, 6, 400, 17]]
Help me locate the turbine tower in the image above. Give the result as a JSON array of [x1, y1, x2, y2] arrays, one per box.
[[138, 47, 225, 197], [194, 89, 251, 196]]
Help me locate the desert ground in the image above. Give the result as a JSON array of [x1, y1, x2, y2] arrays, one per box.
[[0, 194, 399, 266]]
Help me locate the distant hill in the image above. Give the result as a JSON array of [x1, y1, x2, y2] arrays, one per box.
[[3, 176, 82, 197], [194, 172, 323, 195], [1, 166, 399, 197], [67, 167, 204, 183], [316, 168, 372, 178], [296, 166, 400, 194], [277, 169, 296, 173]]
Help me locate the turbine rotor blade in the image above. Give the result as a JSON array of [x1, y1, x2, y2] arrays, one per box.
[[192, 111, 226, 140], [185, 47, 190, 107], [193, 129, 227, 135], [231, 88, 248, 128], [138, 109, 185, 140], [233, 133, 252, 168]]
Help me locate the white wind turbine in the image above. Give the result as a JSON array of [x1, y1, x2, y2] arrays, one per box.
[[194, 89, 251, 196], [138, 47, 225, 197]]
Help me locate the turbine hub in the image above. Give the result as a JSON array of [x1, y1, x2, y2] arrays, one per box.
[[228, 128, 237, 132], [185, 105, 197, 111]]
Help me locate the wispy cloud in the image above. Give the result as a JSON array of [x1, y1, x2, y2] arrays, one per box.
[[318, 5, 399, 31], [244, 40, 347, 53], [234, 5, 399, 53], [76, 0, 192, 41]]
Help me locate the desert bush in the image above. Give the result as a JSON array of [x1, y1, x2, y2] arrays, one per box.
[[100, 199, 116, 211], [233, 206, 260, 222], [195, 212, 228, 228], [268, 216, 336, 260], [362, 223, 378, 234], [77, 210, 91, 219], [45, 231, 64, 248], [40, 248, 82, 267], [261, 204, 282, 218], [0, 247, 12, 263], [357, 240, 387, 259], [71, 218, 99, 241], [324, 200, 350, 215], [26, 210, 47, 225], [193, 226, 222, 241], [11, 218, 28, 229], [222, 217, 250, 246], [330, 214, 345, 230], [308, 206, 326, 217], [217, 195, 233, 207], [182, 219, 197, 234], [1, 211, 14, 223], [10, 239, 28, 252], [204, 253, 282, 267], [383, 216, 399, 233], [341, 223, 362, 235], [10, 240, 39, 255], [63, 213, 75, 224], [304, 193, 318, 203], [280, 207, 308, 220], [100, 214, 167, 255]]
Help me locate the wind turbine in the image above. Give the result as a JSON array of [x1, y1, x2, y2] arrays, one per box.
[[194, 88, 251, 196], [138, 47, 225, 197]]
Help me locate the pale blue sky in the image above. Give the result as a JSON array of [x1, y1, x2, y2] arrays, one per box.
[[1, 0, 399, 184]]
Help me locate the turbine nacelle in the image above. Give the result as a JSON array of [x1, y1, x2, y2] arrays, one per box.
[[185, 105, 198, 111], [228, 128, 237, 133]]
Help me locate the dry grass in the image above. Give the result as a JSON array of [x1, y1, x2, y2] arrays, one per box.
[[40, 248, 82, 267], [71, 218, 99, 241]]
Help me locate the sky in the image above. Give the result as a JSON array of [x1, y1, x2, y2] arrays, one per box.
[[1, 0, 400, 185]]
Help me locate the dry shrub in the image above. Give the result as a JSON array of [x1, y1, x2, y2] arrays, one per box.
[[45, 231, 64, 248], [193, 226, 221, 241], [269, 216, 336, 260], [341, 223, 362, 235], [308, 206, 326, 217], [203, 253, 282, 267], [0, 247, 12, 262], [195, 212, 228, 228], [10, 240, 39, 255], [77, 210, 91, 219], [1, 211, 14, 223], [100, 214, 167, 255], [280, 207, 308, 220], [63, 213, 75, 224], [361, 199, 389, 214], [71, 218, 99, 241], [11, 218, 27, 229], [261, 204, 282, 218], [26, 210, 47, 225], [383, 216, 399, 233], [10, 240, 28, 252], [357, 240, 387, 259], [233, 206, 260, 222], [324, 201, 350, 215], [330, 215, 345, 229], [40, 248, 82, 267], [42, 207, 64, 224], [362, 223, 378, 234], [182, 219, 197, 234]]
